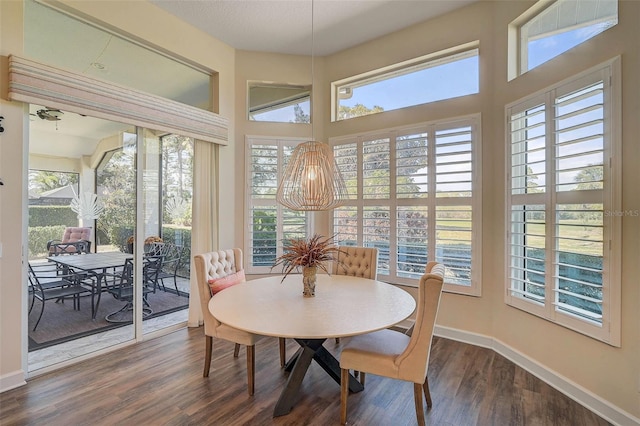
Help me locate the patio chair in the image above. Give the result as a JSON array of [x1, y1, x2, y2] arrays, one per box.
[[105, 256, 162, 323], [28, 262, 92, 331], [47, 226, 92, 256], [146, 243, 184, 294]]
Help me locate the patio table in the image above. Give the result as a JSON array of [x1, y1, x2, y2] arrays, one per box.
[[47, 252, 132, 320]]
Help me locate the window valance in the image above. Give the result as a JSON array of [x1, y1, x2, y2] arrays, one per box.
[[7, 55, 228, 145]]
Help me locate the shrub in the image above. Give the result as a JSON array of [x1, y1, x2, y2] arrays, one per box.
[[162, 225, 192, 277], [29, 206, 77, 227], [28, 225, 67, 259]]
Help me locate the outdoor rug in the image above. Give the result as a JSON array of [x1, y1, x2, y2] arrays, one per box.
[[28, 289, 189, 351]]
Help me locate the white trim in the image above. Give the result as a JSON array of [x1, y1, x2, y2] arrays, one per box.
[[504, 58, 621, 346], [0, 371, 27, 393], [434, 326, 640, 426], [8, 55, 228, 144]]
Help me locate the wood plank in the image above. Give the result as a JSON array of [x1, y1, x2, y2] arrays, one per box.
[[0, 329, 611, 425]]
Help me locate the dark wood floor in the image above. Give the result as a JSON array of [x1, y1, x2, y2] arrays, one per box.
[[0, 327, 610, 425]]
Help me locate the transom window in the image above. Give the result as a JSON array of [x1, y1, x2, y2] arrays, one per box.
[[510, 0, 618, 79], [248, 82, 311, 123], [506, 59, 621, 345], [331, 116, 482, 295], [245, 137, 311, 273], [332, 43, 479, 122]]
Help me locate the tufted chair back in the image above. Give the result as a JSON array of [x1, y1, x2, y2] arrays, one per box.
[[194, 248, 243, 335], [332, 246, 379, 280], [48, 226, 92, 255], [62, 227, 92, 242]]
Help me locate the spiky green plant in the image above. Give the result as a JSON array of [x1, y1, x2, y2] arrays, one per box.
[[271, 234, 343, 282]]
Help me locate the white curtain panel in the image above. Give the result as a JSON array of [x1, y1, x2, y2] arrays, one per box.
[[188, 140, 219, 326]]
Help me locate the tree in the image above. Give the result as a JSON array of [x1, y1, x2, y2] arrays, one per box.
[[162, 135, 194, 226], [96, 149, 136, 247], [574, 164, 603, 190], [574, 164, 604, 223], [526, 166, 543, 193], [338, 103, 384, 120], [28, 170, 78, 193], [292, 104, 310, 123]]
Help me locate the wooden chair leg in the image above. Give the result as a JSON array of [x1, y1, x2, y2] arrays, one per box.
[[423, 376, 432, 409], [279, 338, 286, 367], [246, 345, 255, 396], [340, 368, 349, 425], [413, 383, 425, 426], [360, 372, 366, 386], [234, 343, 240, 358], [203, 335, 213, 377]]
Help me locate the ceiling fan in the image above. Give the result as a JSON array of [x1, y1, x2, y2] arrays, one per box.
[[34, 108, 64, 121]]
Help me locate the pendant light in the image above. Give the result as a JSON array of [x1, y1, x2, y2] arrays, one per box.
[[276, 0, 347, 211]]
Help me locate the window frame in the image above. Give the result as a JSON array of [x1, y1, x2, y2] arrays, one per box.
[[331, 41, 479, 122], [504, 58, 622, 346], [244, 136, 313, 274], [508, 0, 618, 80], [330, 114, 482, 296]]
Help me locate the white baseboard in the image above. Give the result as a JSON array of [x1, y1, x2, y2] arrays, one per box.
[[0, 370, 26, 394], [434, 325, 640, 426]]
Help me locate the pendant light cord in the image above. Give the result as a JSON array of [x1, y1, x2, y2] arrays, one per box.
[[311, 0, 315, 142]]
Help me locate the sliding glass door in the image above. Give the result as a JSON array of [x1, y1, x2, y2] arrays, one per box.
[[27, 107, 192, 372]]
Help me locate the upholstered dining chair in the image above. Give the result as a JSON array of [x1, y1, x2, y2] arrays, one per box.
[[332, 246, 379, 280], [194, 249, 286, 396], [339, 261, 445, 426], [332, 246, 379, 344]]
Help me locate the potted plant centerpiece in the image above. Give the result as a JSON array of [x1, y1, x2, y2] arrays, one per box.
[[272, 234, 342, 297]]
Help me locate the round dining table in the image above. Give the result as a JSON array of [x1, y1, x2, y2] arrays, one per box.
[[208, 273, 416, 417]]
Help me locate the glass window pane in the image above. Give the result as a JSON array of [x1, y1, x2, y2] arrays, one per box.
[[336, 47, 479, 121], [555, 82, 604, 192], [24, 0, 211, 110], [555, 204, 603, 322], [436, 206, 472, 286], [363, 138, 390, 200], [397, 206, 428, 279], [363, 206, 390, 276], [509, 204, 546, 302], [435, 126, 473, 197], [334, 206, 358, 245], [510, 104, 547, 194], [396, 133, 428, 199], [334, 143, 359, 199], [522, 0, 617, 73], [248, 83, 311, 123], [250, 206, 278, 267]]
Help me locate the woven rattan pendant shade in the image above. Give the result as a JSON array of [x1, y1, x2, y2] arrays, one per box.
[[276, 141, 347, 211]]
